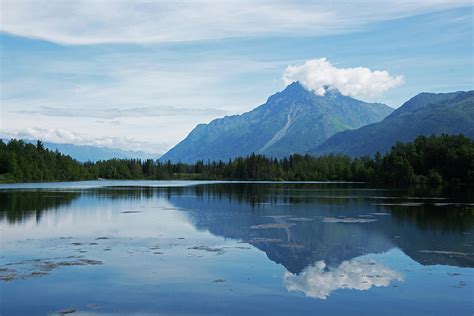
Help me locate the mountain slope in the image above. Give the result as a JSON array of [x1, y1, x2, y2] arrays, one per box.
[[160, 82, 392, 163], [313, 90, 474, 157]]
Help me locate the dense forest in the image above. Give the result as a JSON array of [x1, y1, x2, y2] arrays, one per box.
[[0, 134, 473, 185]]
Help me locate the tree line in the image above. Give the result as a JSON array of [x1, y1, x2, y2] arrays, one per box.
[[1, 134, 473, 185]]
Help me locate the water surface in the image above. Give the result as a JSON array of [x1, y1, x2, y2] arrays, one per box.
[[0, 181, 473, 315]]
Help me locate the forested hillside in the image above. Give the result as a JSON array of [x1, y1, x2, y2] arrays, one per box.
[[1, 135, 473, 185], [314, 90, 474, 156], [0, 140, 90, 182], [161, 82, 392, 163]]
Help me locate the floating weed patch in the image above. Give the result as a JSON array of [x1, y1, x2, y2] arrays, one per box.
[[250, 223, 295, 229], [323, 217, 377, 223], [250, 238, 281, 243], [0, 256, 102, 282], [280, 244, 305, 249], [419, 250, 474, 256], [286, 217, 314, 222], [188, 245, 225, 255]]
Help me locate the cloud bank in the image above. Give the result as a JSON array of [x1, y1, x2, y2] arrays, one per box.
[[16, 105, 227, 119], [283, 58, 404, 99], [2, 127, 168, 154], [1, 1, 470, 45], [284, 258, 403, 299]]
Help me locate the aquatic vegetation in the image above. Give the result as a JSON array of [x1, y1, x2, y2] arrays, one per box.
[[322, 217, 378, 223]]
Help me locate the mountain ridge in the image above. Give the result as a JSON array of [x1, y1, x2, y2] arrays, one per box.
[[160, 82, 393, 163], [313, 90, 474, 157]]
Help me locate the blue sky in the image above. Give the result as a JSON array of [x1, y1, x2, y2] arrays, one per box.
[[1, 1, 473, 153]]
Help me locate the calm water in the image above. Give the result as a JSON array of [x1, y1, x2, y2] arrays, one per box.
[[0, 181, 473, 315]]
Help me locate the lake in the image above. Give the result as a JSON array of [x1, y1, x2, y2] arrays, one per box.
[[0, 181, 473, 315]]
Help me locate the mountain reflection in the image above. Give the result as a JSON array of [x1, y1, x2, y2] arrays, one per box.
[[1, 182, 473, 273], [169, 183, 474, 270], [284, 257, 403, 299]]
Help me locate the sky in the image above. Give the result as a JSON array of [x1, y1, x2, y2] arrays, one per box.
[[0, 0, 473, 154]]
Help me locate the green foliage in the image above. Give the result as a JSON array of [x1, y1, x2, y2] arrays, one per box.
[[315, 90, 474, 157], [1, 134, 473, 185], [427, 170, 443, 185], [0, 139, 92, 182]]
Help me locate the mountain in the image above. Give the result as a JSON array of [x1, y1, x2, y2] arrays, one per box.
[[41, 142, 160, 162], [160, 82, 393, 163], [313, 90, 474, 157]]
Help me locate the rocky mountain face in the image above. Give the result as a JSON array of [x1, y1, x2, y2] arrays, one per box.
[[161, 82, 392, 163]]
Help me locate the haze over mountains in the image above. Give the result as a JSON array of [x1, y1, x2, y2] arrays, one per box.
[[161, 82, 393, 163], [22, 141, 160, 162]]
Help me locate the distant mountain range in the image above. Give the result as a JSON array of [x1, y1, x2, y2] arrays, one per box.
[[161, 82, 393, 163], [313, 90, 474, 157], [39, 142, 160, 162], [14, 85, 471, 164]]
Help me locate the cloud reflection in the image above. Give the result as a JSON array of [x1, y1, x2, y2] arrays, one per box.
[[284, 258, 403, 299]]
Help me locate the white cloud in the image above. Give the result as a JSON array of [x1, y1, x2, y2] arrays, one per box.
[[0, 0, 470, 45], [283, 58, 404, 99], [0, 57, 280, 152], [15, 105, 227, 119], [284, 258, 403, 299], [1, 127, 169, 154]]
